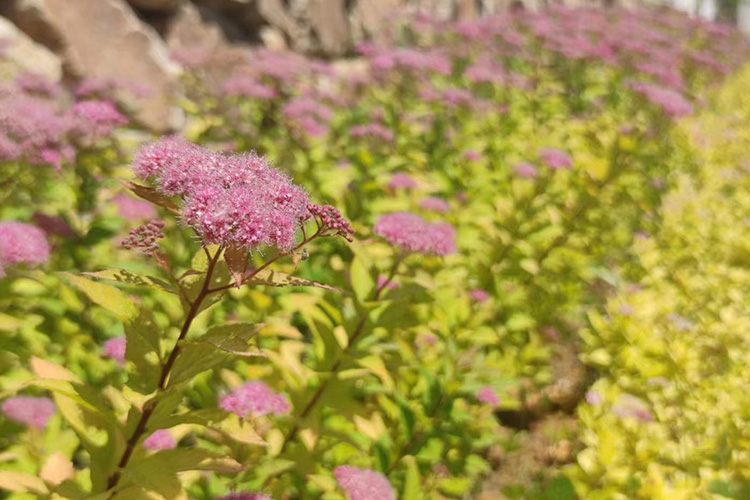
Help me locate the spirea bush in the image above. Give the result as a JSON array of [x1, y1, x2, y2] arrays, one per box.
[[0, 5, 749, 500]]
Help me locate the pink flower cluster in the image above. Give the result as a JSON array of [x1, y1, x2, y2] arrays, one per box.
[[631, 82, 693, 118], [2, 396, 56, 429], [477, 387, 500, 408], [538, 148, 572, 170], [133, 137, 310, 251], [469, 289, 490, 303], [121, 219, 165, 257], [68, 100, 128, 140], [419, 197, 450, 213], [514, 162, 538, 179], [103, 337, 127, 364], [349, 123, 394, 142], [334, 466, 395, 500], [388, 172, 417, 190], [143, 429, 177, 451], [222, 76, 278, 100], [283, 98, 334, 137], [220, 382, 291, 418], [374, 213, 456, 256], [308, 204, 355, 242], [0, 222, 51, 278]]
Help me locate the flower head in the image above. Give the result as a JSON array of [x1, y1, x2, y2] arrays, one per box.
[[419, 197, 450, 213], [469, 289, 490, 302], [0, 222, 50, 277], [143, 429, 176, 451], [132, 138, 311, 252], [222, 76, 278, 100], [68, 100, 128, 140], [2, 396, 56, 429], [220, 382, 291, 418], [334, 466, 395, 500], [374, 213, 456, 256], [308, 204, 355, 242], [514, 161, 538, 179], [389, 172, 417, 190], [477, 387, 500, 408], [538, 148, 572, 170], [121, 219, 165, 257], [103, 337, 126, 364]]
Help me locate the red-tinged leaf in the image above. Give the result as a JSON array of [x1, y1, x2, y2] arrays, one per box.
[[224, 246, 249, 288], [120, 180, 179, 214]]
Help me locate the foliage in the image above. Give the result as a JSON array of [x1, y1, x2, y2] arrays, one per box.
[[1, 5, 749, 500]]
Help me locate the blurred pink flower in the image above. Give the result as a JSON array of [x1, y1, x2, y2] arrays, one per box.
[[334, 466, 395, 500], [220, 382, 291, 418], [477, 387, 500, 408], [103, 337, 126, 364], [374, 213, 456, 256], [2, 396, 56, 429], [143, 429, 176, 451]]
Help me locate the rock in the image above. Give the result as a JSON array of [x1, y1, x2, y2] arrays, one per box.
[[166, 2, 226, 54], [257, 0, 310, 52], [259, 25, 287, 51], [456, 0, 480, 19], [308, 0, 350, 56], [2, 0, 183, 132], [126, 0, 183, 11], [0, 16, 61, 81]]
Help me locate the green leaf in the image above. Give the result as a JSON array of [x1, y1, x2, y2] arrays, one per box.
[[437, 477, 472, 498], [124, 308, 163, 394], [63, 273, 138, 322], [82, 269, 176, 294], [350, 256, 375, 301], [402, 456, 424, 500], [224, 246, 249, 288], [247, 269, 341, 292], [168, 323, 263, 387]]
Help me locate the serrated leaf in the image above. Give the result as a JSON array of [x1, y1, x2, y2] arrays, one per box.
[[168, 323, 263, 387], [247, 269, 340, 292], [124, 308, 163, 394], [120, 180, 179, 214], [83, 269, 176, 294], [63, 273, 138, 322]]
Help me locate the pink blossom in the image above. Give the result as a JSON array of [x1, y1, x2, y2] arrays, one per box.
[[417, 333, 438, 346], [514, 161, 538, 179], [114, 194, 157, 221], [121, 219, 165, 257], [220, 382, 291, 418], [103, 337, 126, 364], [419, 197, 450, 213], [68, 100, 128, 139], [349, 123, 394, 142], [0, 222, 50, 276], [334, 466, 395, 500], [538, 148, 572, 170], [222, 76, 278, 100], [388, 172, 417, 190], [469, 289, 489, 302], [132, 138, 311, 252], [15, 72, 60, 98], [463, 150, 481, 162], [308, 204, 355, 242], [2, 396, 56, 429], [143, 429, 176, 451], [374, 213, 456, 256], [585, 391, 602, 405], [477, 387, 500, 408], [631, 82, 693, 118]]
